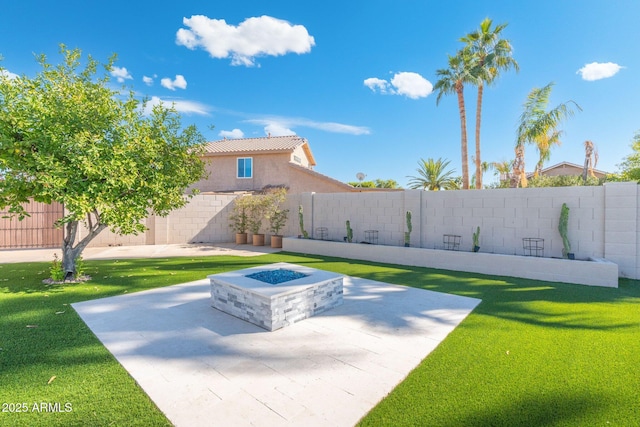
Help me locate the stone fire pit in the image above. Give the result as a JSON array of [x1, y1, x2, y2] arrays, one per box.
[[208, 262, 344, 331]]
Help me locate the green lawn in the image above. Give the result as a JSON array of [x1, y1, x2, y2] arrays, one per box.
[[1, 252, 639, 426]]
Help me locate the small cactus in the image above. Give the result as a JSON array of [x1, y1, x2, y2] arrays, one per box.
[[472, 226, 480, 250], [404, 211, 412, 246], [558, 203, 571, 258], [346, 220, 353, 243], [298, 205, 309, 238]]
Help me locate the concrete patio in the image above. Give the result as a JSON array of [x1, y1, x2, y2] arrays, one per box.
[[73, 272, 481, 426]]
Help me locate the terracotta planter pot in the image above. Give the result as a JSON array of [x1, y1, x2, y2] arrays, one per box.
[[235, 233, 248, 245], [271, 235, 283, 248], [252, 233, 265, 246]]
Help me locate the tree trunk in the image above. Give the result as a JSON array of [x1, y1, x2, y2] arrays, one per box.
[[535, 160, 544, 178], [475, 84, 484, 189], [582, 158, 590, 183], [61, 212, 107, 279], [511, 145, 525, 188], [456, 82, 469, 189]]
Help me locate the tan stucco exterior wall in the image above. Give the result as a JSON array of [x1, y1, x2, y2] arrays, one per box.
[[191, 152, 353, 194], [291, 145, 311, 168], [192, 153, 292, 193]]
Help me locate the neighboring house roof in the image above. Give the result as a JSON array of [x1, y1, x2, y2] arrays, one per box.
[[202, 135, 317, 166], [287, 162, 356, 192], [526, 161, 608, 178]]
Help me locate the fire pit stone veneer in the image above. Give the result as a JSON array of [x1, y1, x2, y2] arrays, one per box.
[[208, 262, 344, 331]]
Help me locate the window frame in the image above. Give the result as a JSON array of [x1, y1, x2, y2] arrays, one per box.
[[236, 157, 253, 179]]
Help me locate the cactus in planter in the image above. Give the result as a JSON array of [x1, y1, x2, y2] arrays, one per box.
[[472, 226, 480, 252], [558, 203, 572, 258], [404, 211, 412, 247], [346, 220, 353, 243], [298, 205, 309, 238]]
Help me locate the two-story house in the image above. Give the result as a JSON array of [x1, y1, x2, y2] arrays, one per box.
[[192, 135, 358, 194]]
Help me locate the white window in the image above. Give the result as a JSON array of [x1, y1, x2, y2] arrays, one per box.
[[237, 157, 253, 178], [293, 155, 302, 164]]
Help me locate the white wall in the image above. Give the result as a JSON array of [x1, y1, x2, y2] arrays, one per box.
[[83, 183, 640, 279], [285, 183, 638, 278], [85, 194, 237, 247]]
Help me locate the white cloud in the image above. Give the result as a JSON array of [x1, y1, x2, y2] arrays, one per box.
[[246, 116, 370, 136], [264, 123, 296, 136], [142, 75, 154, 86], [577, 62, 623, 81], [143, 96, 209, 116], [110, 66, 133, 83], [0, 69, 19, 80], [161, 75, 187, 91], [176, 15, 315, 67], [364, 72, 432, 99], [219, 128, 244, 139], [391, 72, 433, 99], [364, 78, 390, 94]]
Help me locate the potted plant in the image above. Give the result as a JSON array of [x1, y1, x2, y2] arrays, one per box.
[[228, 196, 249, 244], [247, 195, 268, 246], [558, 203, 574, 259], [266, 188, 289, 248], [472, 226, 480, 252], [404, 211, 412, 247]]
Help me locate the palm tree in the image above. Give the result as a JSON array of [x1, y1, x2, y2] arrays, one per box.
[[514, 82, 581, 188], [582, 140, 599, 182], [434, 51, 477, 189], [407, 158, 458, 191], [491, 160, 513, 186], [470, 158, 492, 188], [374, 179, 400, 189], [533, 128, 562, 177], [461, 18, 519, 189]]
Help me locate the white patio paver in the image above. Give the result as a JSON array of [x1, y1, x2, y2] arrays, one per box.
[[73, 274, 481, 427]]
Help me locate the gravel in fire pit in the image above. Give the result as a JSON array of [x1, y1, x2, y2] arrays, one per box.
[[246, 268, 308, 285]]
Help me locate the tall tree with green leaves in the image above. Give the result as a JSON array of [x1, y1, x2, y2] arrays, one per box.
[[491, 160, 514, 187], [434, 51, 476, 189], [618, 131, 640, 181], [513, 82, 580, 187], [374, 178, 400, 189], [407, 158, 458, 191], [0, 46, 206, 277], [532, 128, 563, 177], [461, 18, 519, 189], [347, 179, 400, 189]]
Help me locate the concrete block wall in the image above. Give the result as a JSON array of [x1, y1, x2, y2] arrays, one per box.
[[164, 194, 237, 244], [80, 182, 640, 279], [421, 186, 605, 259], [85, 194, 237, 247], [294, 187, 607, 259], [604, 182, 638, 278], [291, 183, 639, 278], [300, 191, 407, 245]]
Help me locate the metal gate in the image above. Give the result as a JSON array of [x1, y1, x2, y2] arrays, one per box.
[[0, 200, 64, 249]]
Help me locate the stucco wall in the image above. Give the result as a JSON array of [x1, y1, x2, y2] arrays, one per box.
[[192, 153, 293, 193], [191, 153, 351, 194]]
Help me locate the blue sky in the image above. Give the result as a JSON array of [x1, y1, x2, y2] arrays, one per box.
[[2, 1, 639, 187]]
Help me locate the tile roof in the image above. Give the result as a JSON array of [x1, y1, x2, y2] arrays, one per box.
[[202, 135, 308, 154]]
